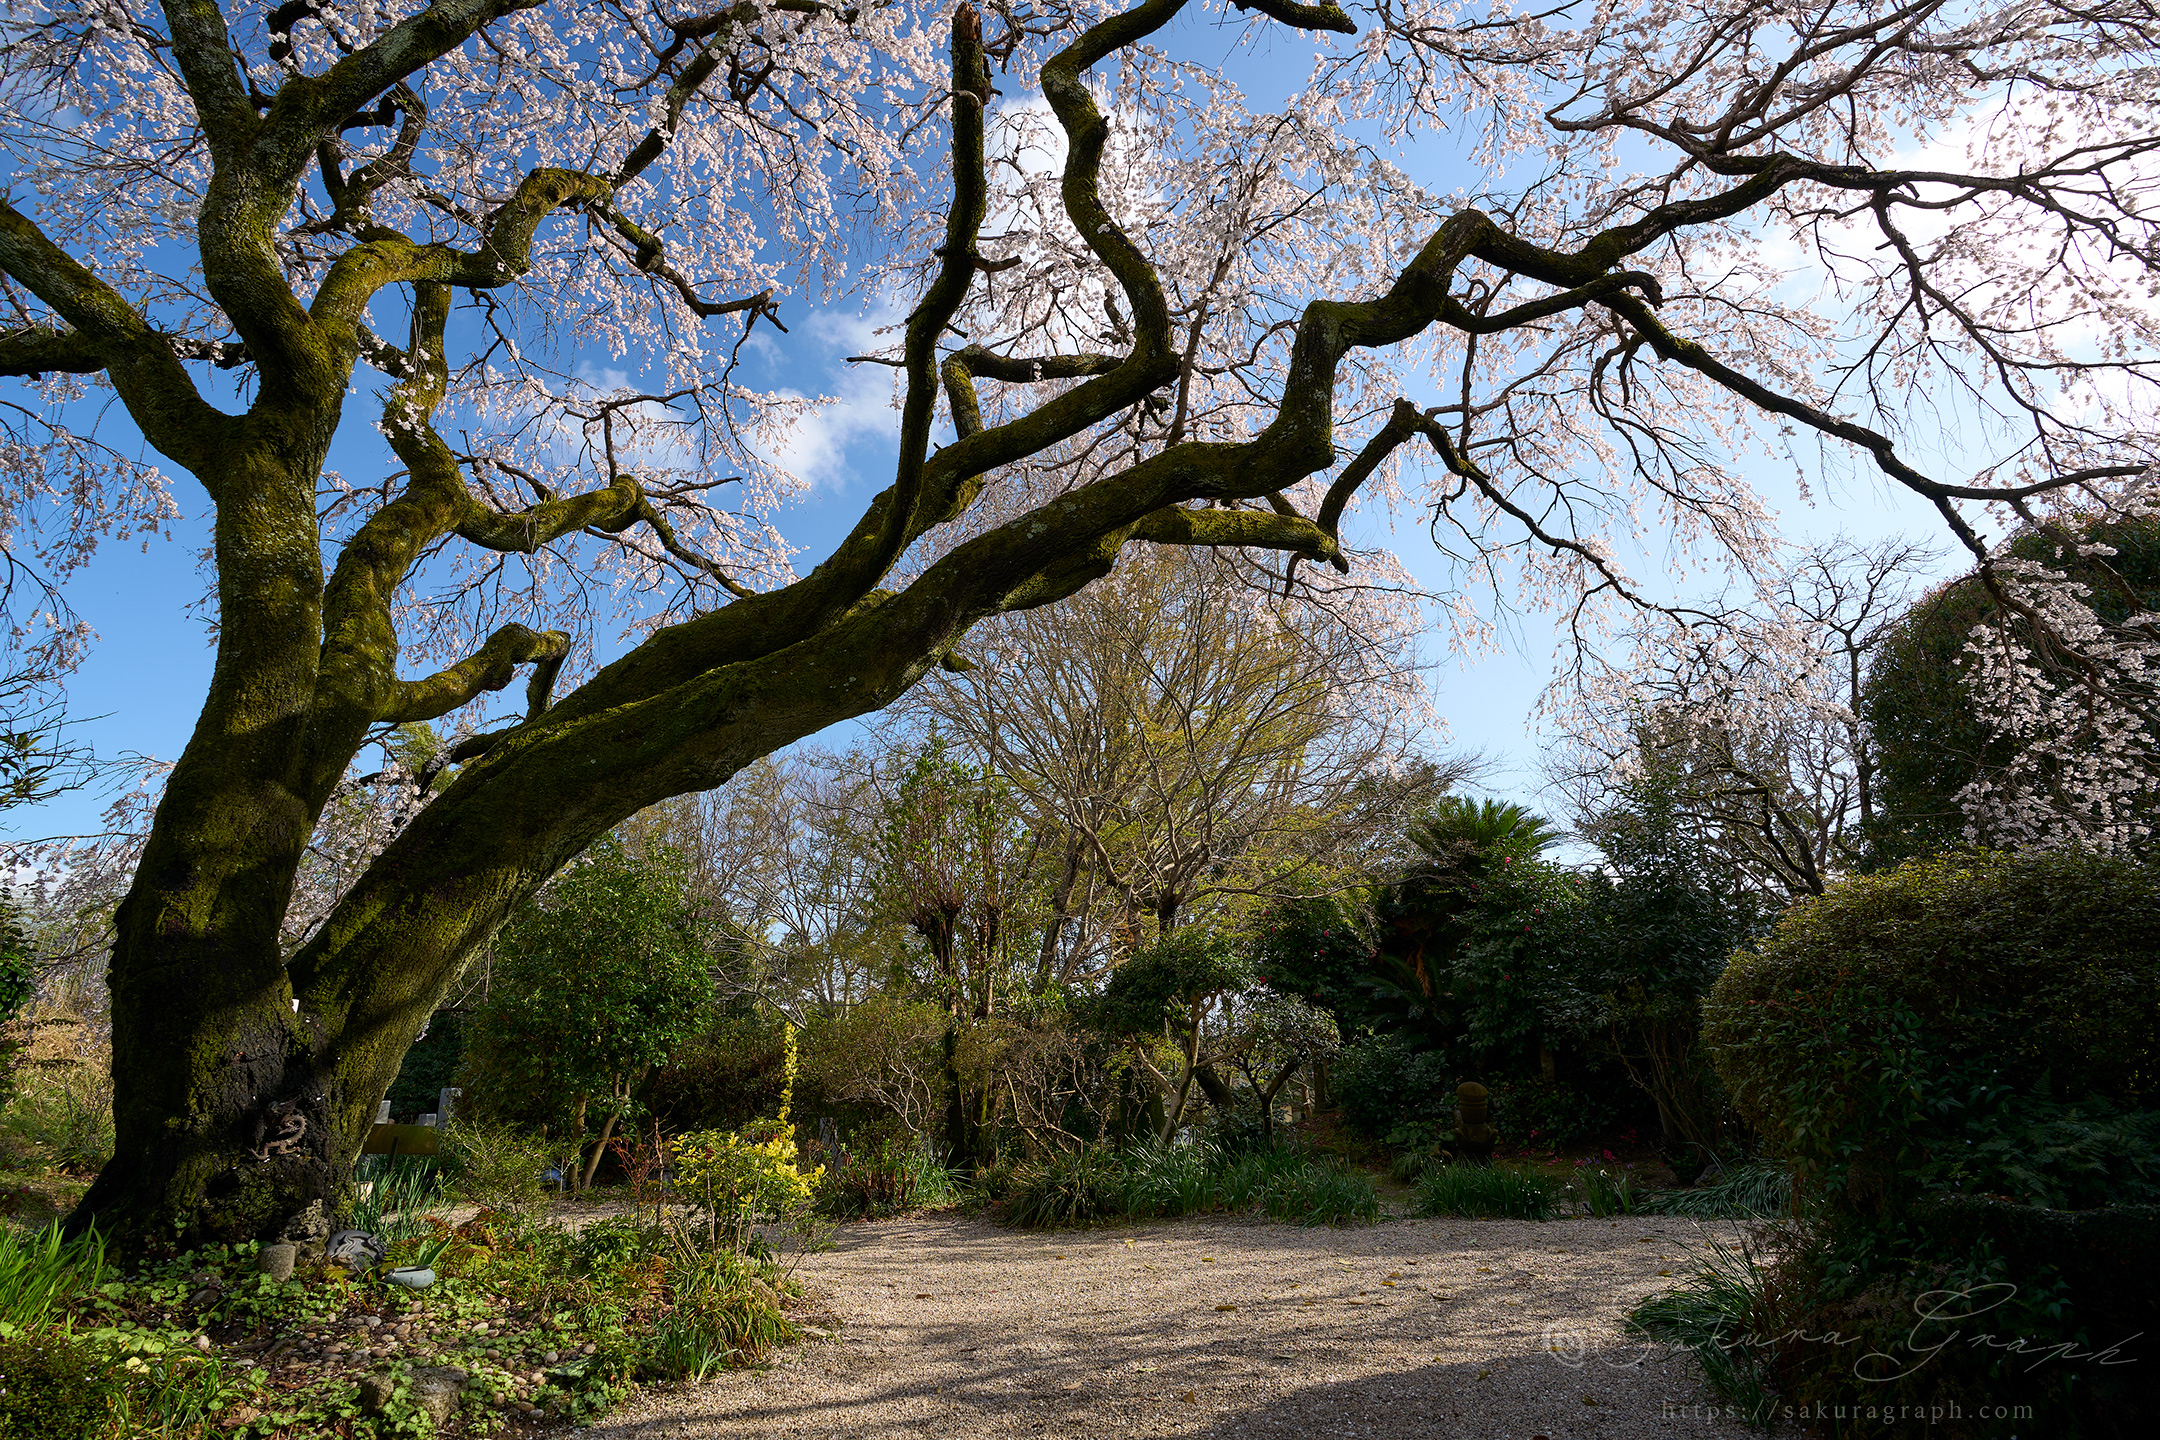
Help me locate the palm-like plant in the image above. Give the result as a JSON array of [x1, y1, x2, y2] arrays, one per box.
[[1373, 798, 1561, 1019]]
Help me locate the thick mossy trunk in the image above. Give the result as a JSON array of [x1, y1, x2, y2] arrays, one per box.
[[74, 977, 418, 1248]]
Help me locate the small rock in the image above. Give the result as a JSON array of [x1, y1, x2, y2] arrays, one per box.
[[257, 1243, 297, 1282], [326, 1230, 387, 1270], [362, 1314, 382, 1328], [408, 1366, 469, 1427], [193, 1335, 212, 1353], [542, 1350, 559, 1364], [357, 1374, 397, 1414]]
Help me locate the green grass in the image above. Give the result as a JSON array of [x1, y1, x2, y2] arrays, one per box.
[[1636, 1161, 1791, 1219], [1003, 1141, 1381, 1228], [1412, 1162, 1560, 1219], [0, 1222, 107, 1334]]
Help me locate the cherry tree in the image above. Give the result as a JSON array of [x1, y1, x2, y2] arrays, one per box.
[[1551, 539, 1937, 896], [1, 0, 2156, 1246]]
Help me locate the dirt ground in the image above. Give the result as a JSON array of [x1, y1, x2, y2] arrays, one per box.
[[583, 1212, 1762, 1440]]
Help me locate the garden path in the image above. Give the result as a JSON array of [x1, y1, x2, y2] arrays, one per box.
[[581, 1213, 1762, 1439]]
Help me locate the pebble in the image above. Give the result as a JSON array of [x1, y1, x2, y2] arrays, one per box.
[[543, 1350, 560, 1363]]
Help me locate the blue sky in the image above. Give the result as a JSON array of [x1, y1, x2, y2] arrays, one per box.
[[8, 8, 1967, 845]]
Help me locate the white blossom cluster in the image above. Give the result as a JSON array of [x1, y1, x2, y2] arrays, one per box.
[[1957, 525, 2160, 854]]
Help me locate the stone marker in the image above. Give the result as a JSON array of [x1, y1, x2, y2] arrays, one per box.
[[257, 1243, 296, 1282], [1455, 1081, 1497, 1161]]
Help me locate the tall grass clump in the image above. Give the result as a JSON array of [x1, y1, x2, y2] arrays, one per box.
[[348, 1155, 444, 1241], [0, 1223, 107, 1334], [1636, 1161, 1789, 1219], [1117, 1142, 1216, 1219], [1623, 1236, 1779, 1422], [1253, 1157, 1383, 1225], [1412, 1163, 1558, 1220], [1002, 1145, 1126, 1227], [1564, 1164, 1638, 1216]]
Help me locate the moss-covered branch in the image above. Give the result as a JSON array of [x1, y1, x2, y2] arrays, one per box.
[[0, 200, 233, 474], [0, 324, 107, 376], [385, 623, 571, 723]]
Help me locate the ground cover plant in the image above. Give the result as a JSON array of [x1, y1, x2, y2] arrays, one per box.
[[0, 1202, 811, 1439], [0, 1089, 831, 1439]]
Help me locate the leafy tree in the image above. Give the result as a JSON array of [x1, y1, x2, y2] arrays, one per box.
[[0, 894, 36, 1107], [1086, 927, 1251, 1143], [1365, 797, 1563, 1048], [1543, 776, 1768, 1155], [1246, 891, 1377, 1032], [875, 739, 1046, 1165], [0, 0, 2150, 1247], [910, 545, 1443, 963], [1216, 989, 1339, 1147], [462, 835, 716, 1191]]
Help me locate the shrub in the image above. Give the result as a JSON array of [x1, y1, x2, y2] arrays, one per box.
[[441, 1119, 553, 1215], [1689, 849, 2160, 1432], [643, 1009, 792, 1134], [0, 1328, 113, 1440], [1704, 848, 2160, 1211], [576, 1215, 667, 1270], [1002, 1140, 1382, 1229], [383, 1009, 464, 1122], [816, 1126, 957, 1219], [671, 1122, 824, 1250], [1412, 1163, 1558, 1220], [1331, 1032, 1453, 1141]]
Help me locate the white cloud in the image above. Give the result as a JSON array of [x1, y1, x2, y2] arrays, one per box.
[[757, 304, 905, 493]]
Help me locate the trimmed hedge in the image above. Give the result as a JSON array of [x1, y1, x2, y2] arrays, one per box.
[[1704, 848, 2160, 1208], [1696, 849, 2160, 1433]]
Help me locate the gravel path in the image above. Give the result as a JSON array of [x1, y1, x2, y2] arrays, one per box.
[[584, 1213, 1760, 1440]]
